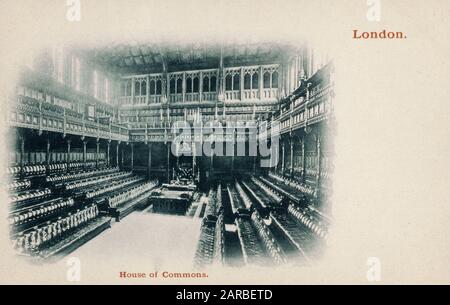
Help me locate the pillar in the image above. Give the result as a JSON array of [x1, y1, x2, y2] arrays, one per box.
[[316, 134, 322, 192], [210, 142, 214, 177], [182, 72, 186, 103], [130, 143, 134, 171], [121, 144, 124, 169], [131, 76, 135, 105], [116, 142, 120, 168], [19, 136, 25, 167], [240, 67, 244, 100], [146, 76, 150, 104], [96, 139, 100, 168], [301, 135, 306, 183], [259, 66, 263, 99], [199, 71, 203, 102], [67, 138, 71, 167], [192, 141, 196, 177], [290, 136, 294, 176], [148, 143, 152, 178], [46, 136, 51, 166], [166, 143, 170, 182], [107, 141, 111, 167], [231, 140, 235, 172], [82, 139, 87, 169], [281, 141, 285, 175]]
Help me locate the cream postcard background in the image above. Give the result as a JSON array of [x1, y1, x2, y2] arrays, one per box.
[[0, 0, 448, 284]]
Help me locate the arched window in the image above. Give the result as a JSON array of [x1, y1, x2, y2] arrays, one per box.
[[244, 73, 251, 90], [156, 80, 162, 95], [193, 77, 199, 93], [150, 80, 156, 95], [233, 74, 240, 90], [176, 78, 182, 94], [252, 73, 259, 89], [263, 72, 271, 89], [203, 76, 209, 92], [272, 71, 278, 88], [170, 79, 176, 94], [225, 75, 232, 91], [141, 80, 147, 96], [135, 81, 141, 96], [210, 76, 217, 92], [186, 77, 192, 93]]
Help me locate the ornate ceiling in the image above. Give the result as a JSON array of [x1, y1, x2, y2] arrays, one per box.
[[79, 41, 299, 75]]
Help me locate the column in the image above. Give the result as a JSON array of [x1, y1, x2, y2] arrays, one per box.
[[259, 66, 263, 100], [82, 139, 87, 169], [96, 139, 100, 168], [107, 140, 111, 167], [199, 71, 203, 102], [240, 67, 244, 100], [231, 139, 235, 172], [210, 141, 214, 177], [301, 135, 306, 183], [316, 134, 322, 192], [121, 144, 124, 169], [131, 77, 135, 105], [116, 141, 120, 168], [67, 138, 71, 167], [18, 136, 24, 167], [290, 136, 294, 176], [148, 143, 152, 179], [166, 143, 170, 182], [281, 141, 285, 175], [166, 74, 170, 100], [130, 143, 134, 171], [46, 136, 51, 166], [182, 73, 186, 103], [146, 76, 150, 104], [192, 141, 196, 178]]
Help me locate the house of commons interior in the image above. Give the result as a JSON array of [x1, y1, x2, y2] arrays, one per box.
[[5, 41, 335, 268]]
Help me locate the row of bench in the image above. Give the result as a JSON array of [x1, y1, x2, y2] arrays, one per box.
[[8, 166, 159, 261]]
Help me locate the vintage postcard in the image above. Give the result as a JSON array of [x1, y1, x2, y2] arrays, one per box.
[[0, 0, 448, 287]]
